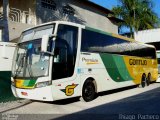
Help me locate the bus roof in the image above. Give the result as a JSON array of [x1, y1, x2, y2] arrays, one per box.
[[22, 21, 155, 49], [23, 21, 85, 32]]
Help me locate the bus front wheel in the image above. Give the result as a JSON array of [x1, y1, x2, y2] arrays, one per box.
[[82, 80, 96, 102]]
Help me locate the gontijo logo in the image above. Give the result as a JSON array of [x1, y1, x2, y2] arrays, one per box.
[[129, 59, 147, 65], [82, 57, 99, 65]]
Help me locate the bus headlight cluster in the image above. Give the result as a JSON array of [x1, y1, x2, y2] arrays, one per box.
[[35, 81, 52, 88]]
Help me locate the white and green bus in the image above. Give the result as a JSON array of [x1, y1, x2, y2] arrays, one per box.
[[11, 21, 158, 102]]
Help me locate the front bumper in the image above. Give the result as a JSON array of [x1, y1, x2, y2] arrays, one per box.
[[11, 85, 54, 101]]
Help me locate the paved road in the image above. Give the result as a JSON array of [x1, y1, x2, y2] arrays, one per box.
[[1, 83, 160, 120]]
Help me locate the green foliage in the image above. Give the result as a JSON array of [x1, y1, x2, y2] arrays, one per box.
[[112, 0, 160, 36]]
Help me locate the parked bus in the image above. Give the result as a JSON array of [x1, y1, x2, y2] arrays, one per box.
[[0, 42, 16, 101], [0, 42, 16, 72], [11, 21, 158, 102]]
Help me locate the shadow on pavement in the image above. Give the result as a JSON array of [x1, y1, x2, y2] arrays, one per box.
[[37, 85, 138, 105], [53, 86, 160, 120]]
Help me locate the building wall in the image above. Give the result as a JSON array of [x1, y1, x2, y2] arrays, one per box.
[[71, 1, 118, 33], [0, 1, 2, 13], [134, 28, 160, 43], [1, 0, 36, 41], [9, 0, 36, 25], [0, 1, 3, 42], [1, 0, 119, 41], [0, 28, 2, 41], [9, 21, 34, 41], [36, 0, 118, 33], [0, 0, 2, 11]]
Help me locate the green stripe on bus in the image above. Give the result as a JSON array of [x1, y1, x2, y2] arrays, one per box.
[[100, 53, 133, 82], [112, 55, 133, 81], [28, 79, 36, 87], [23, 79, 36, 87], [23, 80, 30, 86]]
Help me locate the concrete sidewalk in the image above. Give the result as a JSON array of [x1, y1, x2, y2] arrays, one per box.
[[0, 99, 31, 113]]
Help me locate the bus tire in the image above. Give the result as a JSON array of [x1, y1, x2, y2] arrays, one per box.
[[147, 73, 151, 86], [82, 79, 96, 102], [141, 74, 146, 88]]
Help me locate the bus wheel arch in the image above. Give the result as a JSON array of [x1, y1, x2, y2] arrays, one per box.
[[81, 77, 97, 102]]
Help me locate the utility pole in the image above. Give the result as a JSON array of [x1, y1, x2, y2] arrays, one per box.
[[133, 0, 136, 38], [3, 0, 9, 42], [134, 11, 135, 31]]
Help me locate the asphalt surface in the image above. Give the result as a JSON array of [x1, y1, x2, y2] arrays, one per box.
[[1, 83, 160, 120]]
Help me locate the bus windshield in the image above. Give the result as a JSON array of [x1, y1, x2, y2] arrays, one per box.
[[12, 24, 55, 78]]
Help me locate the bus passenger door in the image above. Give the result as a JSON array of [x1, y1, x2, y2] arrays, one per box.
[[51, 24, 80, 100]]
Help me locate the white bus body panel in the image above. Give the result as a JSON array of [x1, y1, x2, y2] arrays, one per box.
[[79, 53, 135, 93], [0, 42, 16, 71]]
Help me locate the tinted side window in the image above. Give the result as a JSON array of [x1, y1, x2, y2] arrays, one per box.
[[81, 29, 156, 59], [81, 29, 119, 54]]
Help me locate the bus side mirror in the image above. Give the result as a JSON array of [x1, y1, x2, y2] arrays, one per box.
[[41, 35, 50, 52]]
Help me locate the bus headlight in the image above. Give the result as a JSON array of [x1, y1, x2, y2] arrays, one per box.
[[35, 81, 52, 88]]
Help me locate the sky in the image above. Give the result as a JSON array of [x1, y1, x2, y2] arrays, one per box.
[[90, 0, 160, 18]]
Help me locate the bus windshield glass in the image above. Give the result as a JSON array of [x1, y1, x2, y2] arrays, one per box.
[[12, 24, 55, 78]]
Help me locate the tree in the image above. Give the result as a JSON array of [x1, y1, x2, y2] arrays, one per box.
[[112, 0, 159, 37]]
